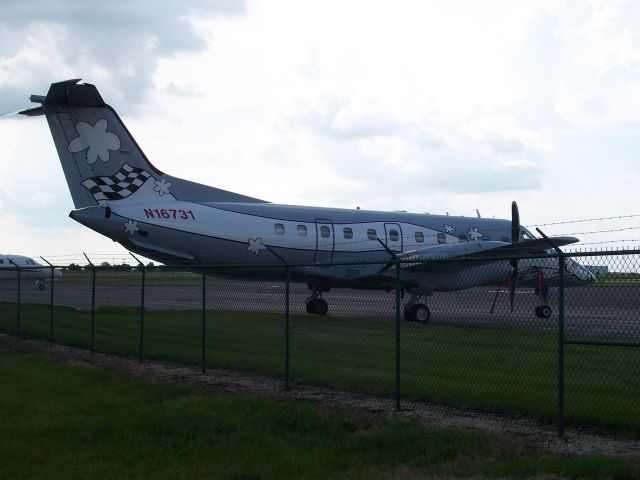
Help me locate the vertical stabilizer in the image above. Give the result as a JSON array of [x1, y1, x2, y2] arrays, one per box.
[[22, 79, 265, 208]]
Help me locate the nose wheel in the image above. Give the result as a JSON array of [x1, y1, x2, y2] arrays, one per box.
[[535, 274, 552, 318], [535, 305, 552, 318]]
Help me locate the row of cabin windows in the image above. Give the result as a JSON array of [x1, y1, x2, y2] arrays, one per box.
[[274, 224, 458, 244], [275, 223, 510, 244]]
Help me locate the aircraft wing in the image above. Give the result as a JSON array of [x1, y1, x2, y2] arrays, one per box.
[[292, 236, 579, 281], [397, 236, 579, 274]]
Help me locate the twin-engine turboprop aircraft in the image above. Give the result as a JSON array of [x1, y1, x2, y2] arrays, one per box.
[[19, 80, 595, 322], [0, 254, 62, 289]]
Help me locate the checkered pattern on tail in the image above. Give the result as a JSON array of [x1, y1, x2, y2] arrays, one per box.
[[81, 163, 152, 202]]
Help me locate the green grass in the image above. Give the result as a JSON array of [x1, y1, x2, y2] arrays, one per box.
[[1, 302, 639, 436], [1, 351, 638, 479]]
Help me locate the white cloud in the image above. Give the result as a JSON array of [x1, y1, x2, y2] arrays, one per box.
[[3, 0, 640, 256]]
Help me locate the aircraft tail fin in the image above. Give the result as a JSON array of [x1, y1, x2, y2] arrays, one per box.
[[21, 79, 266, 208]]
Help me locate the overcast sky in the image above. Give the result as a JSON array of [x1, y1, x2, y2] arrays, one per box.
[[2, 0, 640, 262]]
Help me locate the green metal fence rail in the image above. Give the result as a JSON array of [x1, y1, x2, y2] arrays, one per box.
[[1, 250, 639, 438]]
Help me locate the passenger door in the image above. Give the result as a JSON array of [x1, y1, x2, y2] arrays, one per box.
[[314, 218, 335, 262], [384, 223, 403, 253]]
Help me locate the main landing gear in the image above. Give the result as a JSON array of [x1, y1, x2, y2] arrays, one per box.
[[403, 292, 430, 323], [305, 285, 329, 315]]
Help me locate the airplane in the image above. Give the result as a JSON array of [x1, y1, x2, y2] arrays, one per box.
[[0, 254, 62, 289], [18, 79, 595, 322]]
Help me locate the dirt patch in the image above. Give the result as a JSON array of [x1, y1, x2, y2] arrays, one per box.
[[1, 333, 638, 458]]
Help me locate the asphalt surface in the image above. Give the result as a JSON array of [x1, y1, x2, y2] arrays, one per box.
[[1, 274, 639, 341]]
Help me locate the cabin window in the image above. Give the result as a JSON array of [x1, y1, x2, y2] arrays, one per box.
[[437, 232, 446, 244], [367, 229, 377, 240], [415, 232, 424, 243], [389, 229, 399, 241], [458, 233, 468, 242], [501, 236, 509, 243], [274, 223, 285, 235], [320, 226, 331, 238], [297, 225, 307, 236], [343, 227, 353, 239]]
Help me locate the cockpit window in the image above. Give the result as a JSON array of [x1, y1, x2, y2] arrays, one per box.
[[520, 228, 536, 241]]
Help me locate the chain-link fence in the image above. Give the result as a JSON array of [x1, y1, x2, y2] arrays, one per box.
[[0, 250, 638, 437]]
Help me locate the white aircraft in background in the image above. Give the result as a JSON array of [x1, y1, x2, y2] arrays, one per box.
[[18, 79, 595, 321], [0, 255, 62, 289]]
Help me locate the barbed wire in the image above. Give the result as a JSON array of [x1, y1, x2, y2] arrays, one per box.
[[526, 213, 640, 227]]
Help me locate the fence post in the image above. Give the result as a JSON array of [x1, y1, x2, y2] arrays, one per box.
[[14, 262, 21, 336], [84, 253, 96, 354], [284, 266, 290, 391], [395, 258, 401, 411], [139, 264, 146, 364], [128, 253, 145, 364], [40, 257, 55, 344], [201, 266, 206, 374], [558, 253, 566, 436]]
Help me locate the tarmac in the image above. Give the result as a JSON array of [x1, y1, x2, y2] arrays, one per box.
[[1, 273, 639, 341]]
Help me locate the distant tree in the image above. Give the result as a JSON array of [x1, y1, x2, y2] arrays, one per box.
[[67, 263, 82, 271], [100, 261, 111, 268]]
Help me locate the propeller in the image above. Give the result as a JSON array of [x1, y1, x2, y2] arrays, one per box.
[[490, 201, 520, 314]]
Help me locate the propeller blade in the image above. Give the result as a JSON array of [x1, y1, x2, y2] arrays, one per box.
[[509, 260, 518, 313], [511, 201, 520, 245]]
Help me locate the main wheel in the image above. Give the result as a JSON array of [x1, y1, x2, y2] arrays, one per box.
[[314, 298, 328, 315], [306, 298, 328, 315], [404, 304, 430, 323], [403, 307, 416, 322], [413, 304, 430, 323]]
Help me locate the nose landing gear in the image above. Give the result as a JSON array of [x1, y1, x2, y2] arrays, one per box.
[[535, 273, 552, 318]]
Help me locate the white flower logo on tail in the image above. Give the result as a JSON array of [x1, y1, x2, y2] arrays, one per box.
[[154, 178, 172, 196], [68, 119, 120, 164]]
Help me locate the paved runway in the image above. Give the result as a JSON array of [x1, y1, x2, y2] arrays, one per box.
[[1, 273, 639, 341]]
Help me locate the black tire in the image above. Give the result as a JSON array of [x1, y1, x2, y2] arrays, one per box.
[[403, 307, 416, 322], [306, 298, 328, 315], [540, 305, 552, 318], [413, 304, 430, 324]]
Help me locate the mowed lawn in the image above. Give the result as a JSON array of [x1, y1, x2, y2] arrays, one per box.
[[1, 351, 638, 479], [1, 302, 639, 436]]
